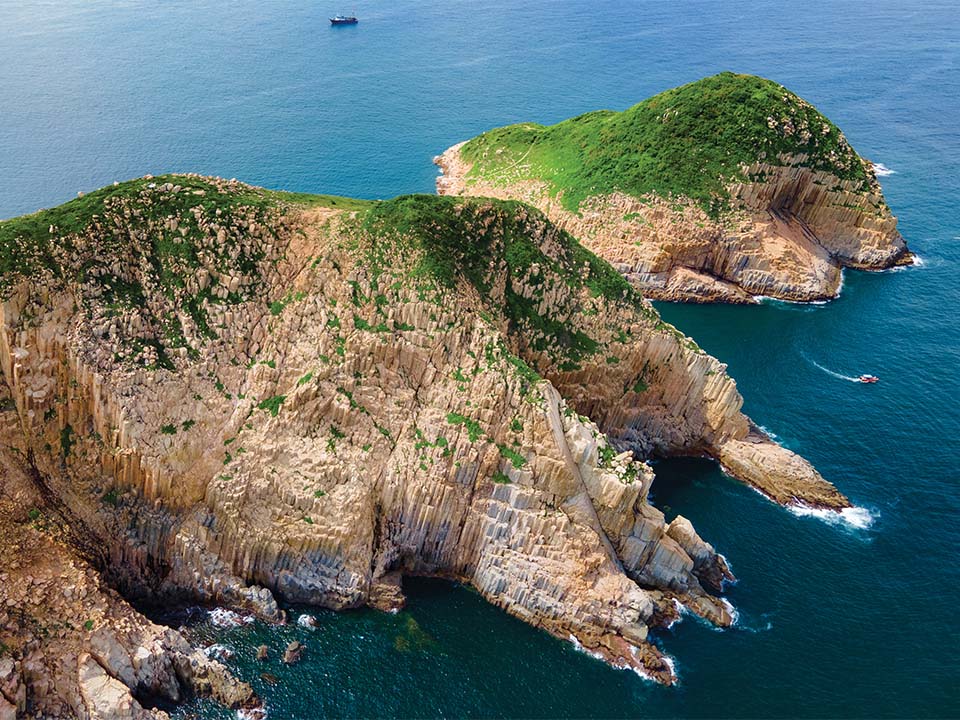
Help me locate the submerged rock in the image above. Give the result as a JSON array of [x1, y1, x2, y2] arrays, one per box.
[[283, 641, 305, 665]]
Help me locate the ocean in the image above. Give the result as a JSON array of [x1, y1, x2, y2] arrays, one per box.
[[2, 1, 958, 717]]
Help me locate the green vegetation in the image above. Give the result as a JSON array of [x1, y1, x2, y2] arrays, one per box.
[[361, 195, 641, 367], [160, 424, 177, 435], [28, 508, 41, 521], [59, 424, 74, 457], [0, 176, 378, 375], [446, 412, 484, 443], [0, 174, 280, 296], [262, 190, 373, 212], [492, 471, 511, 485], [258, 395, 286, 417], [461, 72, 869, 216], [102, 489, 119, 506], [498, 444, 527, 470]]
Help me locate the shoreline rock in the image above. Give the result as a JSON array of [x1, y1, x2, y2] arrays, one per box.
[[435, 144, 911, 305]]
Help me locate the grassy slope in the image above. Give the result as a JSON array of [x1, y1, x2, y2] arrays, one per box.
[[460, 72, 870, 215], [0, 174, 371, 295], [0, 178, 671, 373], [360, 194, 653, 368]]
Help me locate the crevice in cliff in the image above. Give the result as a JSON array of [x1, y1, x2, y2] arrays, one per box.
[[21, 449, 109, 572]]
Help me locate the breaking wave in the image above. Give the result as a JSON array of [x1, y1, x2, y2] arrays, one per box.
[[207, 607, 255, 628], [296, 613, 318, 629], [787, 504, 877, 530], [203, 643, 234, 661]]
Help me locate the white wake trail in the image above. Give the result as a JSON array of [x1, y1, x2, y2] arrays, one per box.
[[803, 354, 860, 382]]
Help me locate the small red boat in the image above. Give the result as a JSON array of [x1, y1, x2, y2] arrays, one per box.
[[858, 374, 879, 384]]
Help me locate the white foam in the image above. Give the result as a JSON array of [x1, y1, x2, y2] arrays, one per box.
[[787, 503, 876, 529], [568, 635, 671, 684], [753, 271, 845, 306], [296, 613, 317, 629], [567, 634, 605, 662], [876, 253, 924, 273], [802, 352, 861, 382], [666, 598, 685, 629], [734, 617, 774, 634], [720, 597, 740, 626], [237, 709, 267, 720], [207, 608, 255, 628], [660, 653, 677, 679], [623, 649, 678, 683], [755, 425, 779, 441], [717, 554, 737, 589], [872, 162, 896, 177], [753, 293, 830, 306], [203, 643, 234, 661]]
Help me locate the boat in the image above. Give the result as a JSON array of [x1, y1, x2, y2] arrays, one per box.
[[858, 374, 879, 383], [330, 15, 358, 24]]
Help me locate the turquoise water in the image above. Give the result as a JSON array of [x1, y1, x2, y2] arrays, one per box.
[[3, 1, 959, 717]]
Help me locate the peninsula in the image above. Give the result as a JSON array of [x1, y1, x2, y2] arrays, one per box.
[[0, 171, 854, 715]]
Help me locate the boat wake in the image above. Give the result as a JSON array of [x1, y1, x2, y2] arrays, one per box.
[[803, 354, 860, 382], [872, 162, 896, 177]]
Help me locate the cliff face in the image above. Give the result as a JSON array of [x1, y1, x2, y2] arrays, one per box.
[[0, 381, 256, 719], [436, 73, 911, 304], [0, 176, 849, 706]]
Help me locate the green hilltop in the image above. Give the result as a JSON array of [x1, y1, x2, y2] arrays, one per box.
[[0, 174, 371, 296], [459, 72, 870, 216], [0, 176, 658, 372]]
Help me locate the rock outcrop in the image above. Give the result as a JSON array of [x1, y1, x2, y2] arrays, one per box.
[[0, 174, 851, 698], [435, 72, 911, 303]]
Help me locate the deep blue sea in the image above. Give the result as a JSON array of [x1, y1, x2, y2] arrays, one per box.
[[3, 1, 959, 717]]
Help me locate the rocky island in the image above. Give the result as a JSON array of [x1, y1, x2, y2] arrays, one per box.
[[436, 72, 912, 303], [0, 167, 860, 716]]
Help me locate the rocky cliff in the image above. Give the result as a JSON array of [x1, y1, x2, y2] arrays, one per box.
[[0, 381, 257, 719], [0, 175, 850, 712], [436, 72, 911, 303]]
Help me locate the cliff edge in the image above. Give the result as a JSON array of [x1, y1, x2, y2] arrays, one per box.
[[436, 72, 911, 303]]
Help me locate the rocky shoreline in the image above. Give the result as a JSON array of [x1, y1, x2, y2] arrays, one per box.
[[435, 143, 912, 305]]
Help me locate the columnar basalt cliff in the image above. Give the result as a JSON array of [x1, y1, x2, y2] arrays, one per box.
[[0, 174, 850, 712], [0, 383, 257, 719], [436, 72, 911, 303]]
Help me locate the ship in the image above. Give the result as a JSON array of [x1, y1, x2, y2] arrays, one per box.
[[330, 15, 358, 25]]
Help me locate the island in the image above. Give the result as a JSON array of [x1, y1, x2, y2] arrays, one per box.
[[436, 72, 912, 303]]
